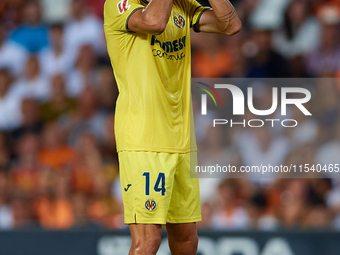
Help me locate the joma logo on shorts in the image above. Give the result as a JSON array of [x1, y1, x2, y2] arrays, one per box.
[[124, 184, 131, 192]]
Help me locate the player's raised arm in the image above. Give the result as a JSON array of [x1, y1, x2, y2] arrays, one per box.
[[195, 0, 242, 35], [127, 0, 174, 35]]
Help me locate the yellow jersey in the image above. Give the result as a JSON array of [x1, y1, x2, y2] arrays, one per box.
[[104, 0, 209, 153]]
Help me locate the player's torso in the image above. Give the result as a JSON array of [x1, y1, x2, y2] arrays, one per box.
[[151, 3, 189, 61], [127, 1, 192, 93], [105, 0, 195, 153]]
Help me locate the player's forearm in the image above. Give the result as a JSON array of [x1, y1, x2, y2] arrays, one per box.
[[140, 0, 174, 34], [207, 0, 241, 35]]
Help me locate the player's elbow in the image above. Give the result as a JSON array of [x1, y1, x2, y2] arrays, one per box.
[[223, 18, 242, 36], [150, 22, 167, 35], [144, 16, 167, 35]]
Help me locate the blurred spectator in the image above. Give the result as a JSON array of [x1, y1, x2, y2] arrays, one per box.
[[0, 0, 25, 30], [304, 204, 331, 229], [40, 0, 71, 23], [11, 55, 49, 100], [226, 32, 248, 77], [39, 23, 75, 78], [249, 0, 290, 30], [87, 181, 123, 229], [70, 132, 105, 194], [39, 74, 77, 123], [327, 180, 340, 229], [0, 171, 13, 229], [273, 0, 320, 58], [34, 171, 74, 229], [307, 5, 340, 76], [212, 179, 249, 229], [86, 0, 105, 19], [0, 24, 27, 76], [192, 33, 234, 78], [196, 202, 213, 229], [0, 68, 22, 130], [63, 87, 106, 145], [280, 179, 309, 228], [64, 0, 105, 56], [9, 0, 48, 53], [67, 45, 97, 97], [11, 98, 43, 140], [246, 29, 289, 77], [11, 194, 37, 229], [71, 192, 101, 229], [236, 0, 259, 30], [10, 133, 42, 195], [38, 122, 76, 171], [0, 132, 10, 171], [247, 191, 279, 230]]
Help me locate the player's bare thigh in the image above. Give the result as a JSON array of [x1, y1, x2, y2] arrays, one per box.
[[129, 224, 162, 255], [166, 223, 198, 255]]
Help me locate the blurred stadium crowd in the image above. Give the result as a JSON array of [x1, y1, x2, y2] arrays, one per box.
[[0, 0, 340, 231]]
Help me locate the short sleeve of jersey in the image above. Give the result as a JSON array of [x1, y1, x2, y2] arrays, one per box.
[[186, 0, 210, 32], [104, 0, 145, 33]]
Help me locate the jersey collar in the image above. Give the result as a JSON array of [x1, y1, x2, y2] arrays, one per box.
[[141, 0, 149, 4]]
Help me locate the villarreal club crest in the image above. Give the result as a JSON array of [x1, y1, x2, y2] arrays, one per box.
[[145, 199, 157, 211], [173, 13, 185, 29]]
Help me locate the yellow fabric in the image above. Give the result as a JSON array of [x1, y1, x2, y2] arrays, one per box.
[[119, 151, 201, 224], [104, 0, 209, 153]]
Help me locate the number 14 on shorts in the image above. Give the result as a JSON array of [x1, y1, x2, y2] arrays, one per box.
[[143, 172, 166, 196]]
